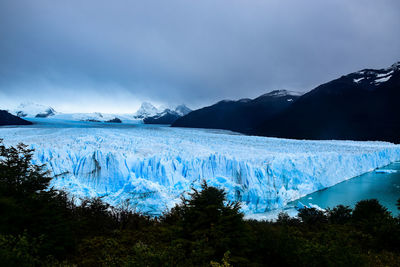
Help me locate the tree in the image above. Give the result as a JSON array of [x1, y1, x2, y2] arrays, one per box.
[[352, 199, 391, 222], [164, 181, 248, 265], [0, 141, 76, 259], [75, 197, 117, 237], [327, 205, 352, 224], [277, 212, 300, 226], [0, 140, 50, 197], [298, 207, 328, 225]]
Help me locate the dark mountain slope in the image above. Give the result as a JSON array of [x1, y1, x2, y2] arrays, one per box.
[[253, 63, 400, 143], [172, 90, 301, 133], [0, 110, 33, 126]]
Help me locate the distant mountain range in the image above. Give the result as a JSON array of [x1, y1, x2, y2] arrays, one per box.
[[8, 103, 130, 123], [173, 90, 301, 133], [0, 110, 32, 126], [143, 104, 192, 124], [12, 102, 56, 118], [3, 61, 399, 143], [173, 62, 400, 143], [253, 62, 400, 143], [172, 90, 302, 132], [2, 101, 191, 125]]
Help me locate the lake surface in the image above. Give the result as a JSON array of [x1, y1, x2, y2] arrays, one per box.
[[290, 162, 400, 215]]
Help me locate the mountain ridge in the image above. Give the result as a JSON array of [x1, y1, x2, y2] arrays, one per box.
[[254, 62, 400, 143], [173, 61, 400, 143], [172, 89, 301, 132]]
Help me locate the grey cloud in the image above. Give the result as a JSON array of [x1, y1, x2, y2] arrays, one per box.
[[0, 0, 399, 112]]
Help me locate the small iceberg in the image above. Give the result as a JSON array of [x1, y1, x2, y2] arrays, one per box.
[[308, 203, 325, 211], [296, 201, 325, 211], [375, 169, 398, 174]]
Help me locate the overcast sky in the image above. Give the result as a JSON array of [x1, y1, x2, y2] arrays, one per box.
[[1, 0, 399, 113]]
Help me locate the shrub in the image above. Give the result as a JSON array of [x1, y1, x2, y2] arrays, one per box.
[[327, 205, 352, 224], [352, 199, 391, 222], [298, 207, 328, 225]]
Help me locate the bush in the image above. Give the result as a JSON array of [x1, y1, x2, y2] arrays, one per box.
[[0, 141, 50, 197], [327, 205, 352, 224], [0, 232, 42, 266], [163, 181, 249, 265], [352, 199, 391, 222], [298, 207, 328, 225]]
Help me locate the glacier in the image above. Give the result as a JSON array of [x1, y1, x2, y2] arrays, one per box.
[[1, 121, 400, 215]]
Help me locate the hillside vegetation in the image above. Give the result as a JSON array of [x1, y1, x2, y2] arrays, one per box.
[[0, 141, 399, 266]]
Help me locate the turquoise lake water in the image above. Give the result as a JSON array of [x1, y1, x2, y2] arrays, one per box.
[[290, 162, 400, 215]]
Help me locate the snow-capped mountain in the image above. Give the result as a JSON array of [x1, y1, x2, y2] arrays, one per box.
[[9, 102, 137, 123], [144, 104, 192, 124], [254, 61, 400, 143], [172, 90, 301, 132], [174, 61, 400, 143], [12, 102, 56, 118], [134, 102, 160, 119], [143, 109, 181, 124], [174, 104, 192, 116]]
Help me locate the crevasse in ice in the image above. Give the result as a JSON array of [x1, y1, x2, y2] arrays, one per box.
[[1, 124, 400, 215]]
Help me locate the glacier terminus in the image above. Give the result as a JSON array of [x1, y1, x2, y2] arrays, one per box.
[[1, 119, 400, 216]]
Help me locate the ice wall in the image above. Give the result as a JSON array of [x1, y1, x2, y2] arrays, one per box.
[[1, 125, 400, 215]]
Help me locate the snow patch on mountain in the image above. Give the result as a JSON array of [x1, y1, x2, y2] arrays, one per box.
[[262, 90, 304, 98], [353, 77, 364, 83], [352, 61, 398, 86], [376, 70, 394, 78], [375, 75, 392, 84]]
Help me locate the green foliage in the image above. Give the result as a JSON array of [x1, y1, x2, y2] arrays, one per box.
[[0, 140, 50, 197], [0, 141, 76, 259], [162, 181, 249, 265], [210, 251, 232, 267], [352, 199, 391, 222], [1, 141, 400, 266], [298, 207, 328, 225], [327, 205, 352, 224], [0, 232, 42, 266]]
